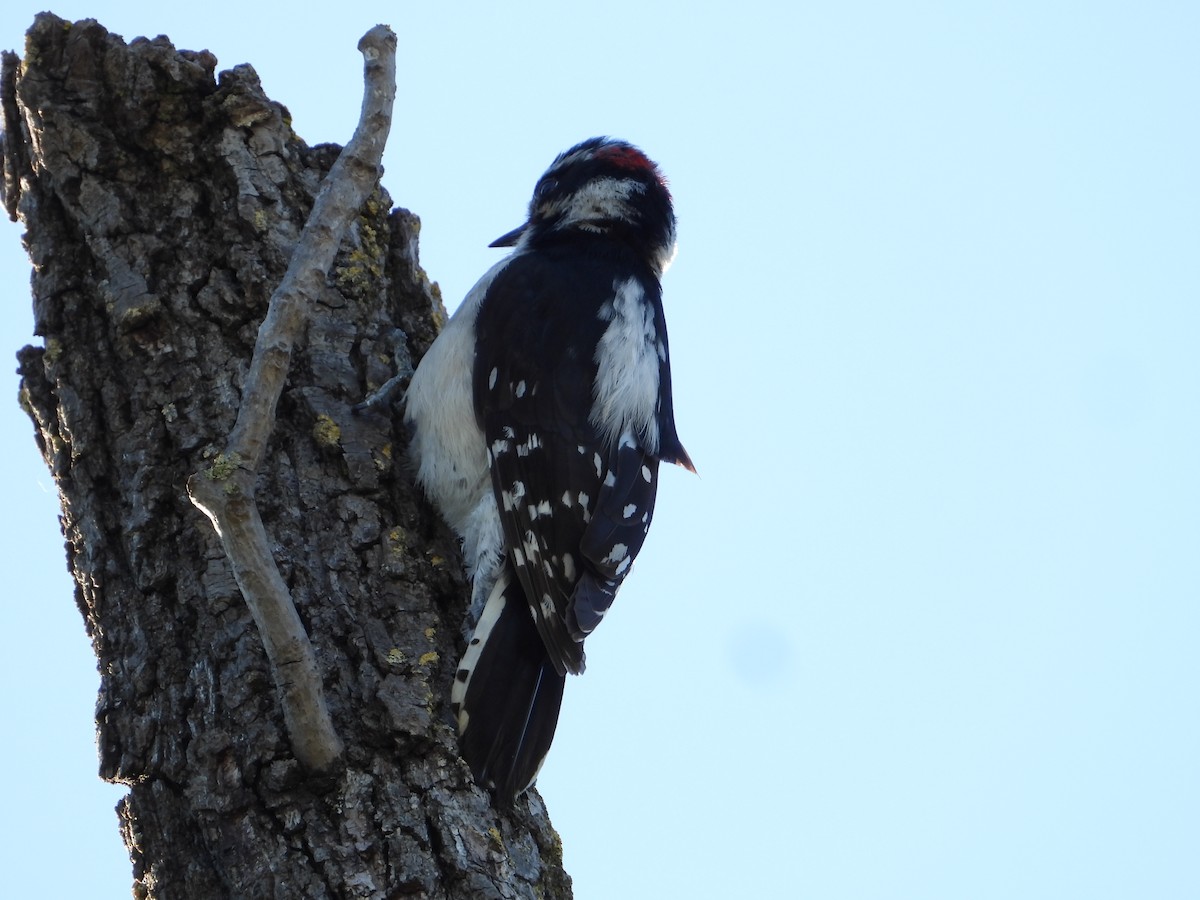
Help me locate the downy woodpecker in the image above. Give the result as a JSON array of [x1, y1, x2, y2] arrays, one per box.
[[405, 137, 692, 800]]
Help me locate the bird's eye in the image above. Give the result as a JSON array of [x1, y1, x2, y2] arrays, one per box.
[[535, 178, 558, 200]]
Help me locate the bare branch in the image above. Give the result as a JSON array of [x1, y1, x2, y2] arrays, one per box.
[[188, 24, 398, 773], [229, 23, 399, 470]]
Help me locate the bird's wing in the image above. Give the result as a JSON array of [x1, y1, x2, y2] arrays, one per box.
[[473, 252, 665, 676]]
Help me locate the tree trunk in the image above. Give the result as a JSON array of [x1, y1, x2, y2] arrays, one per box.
[[1, 14, 571, 898]]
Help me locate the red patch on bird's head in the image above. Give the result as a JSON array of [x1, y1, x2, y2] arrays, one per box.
[[595, 144, 654, 172], [594, 143, 670, 195]]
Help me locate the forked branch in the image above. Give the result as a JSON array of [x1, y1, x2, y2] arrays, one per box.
[[187, 24, 398, 773]]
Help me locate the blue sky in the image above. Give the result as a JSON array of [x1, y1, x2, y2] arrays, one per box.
[[2, 2, 1197, 897]]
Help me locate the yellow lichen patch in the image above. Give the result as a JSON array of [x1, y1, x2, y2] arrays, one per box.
[[43, 337, 63, 364], [386, 648, 405, 666], [429, 554, 445, 567], [334, 247, 383, 293], [386, 527, 408, 555], [423, 627, 436, 642], [372, 442, 393, 472], [429, 284, 447, 331], [418, 651, 439, 667], [333, 203, 387, 295], [207, 451, 241, 481], [312, 414, 341, 448]]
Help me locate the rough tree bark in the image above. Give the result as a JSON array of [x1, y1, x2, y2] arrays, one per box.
[[1, 14, 571, 898]]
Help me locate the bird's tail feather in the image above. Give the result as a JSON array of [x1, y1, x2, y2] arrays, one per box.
[[450, 567, 567, 801]]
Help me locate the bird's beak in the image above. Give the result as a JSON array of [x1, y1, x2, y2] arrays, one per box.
[[489, 223, 527, 248]]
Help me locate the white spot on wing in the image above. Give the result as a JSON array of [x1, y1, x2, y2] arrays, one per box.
[[503, 481, 526, 510], [604, 543, 629, 563]]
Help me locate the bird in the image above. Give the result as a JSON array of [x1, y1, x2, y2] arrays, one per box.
[[403, 137, 692, 801]]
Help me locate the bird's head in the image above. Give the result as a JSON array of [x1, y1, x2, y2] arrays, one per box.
[[490, 137, 677, 276]]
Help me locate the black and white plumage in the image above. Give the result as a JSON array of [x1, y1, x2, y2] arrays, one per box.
[[405, 137, 692, 800]]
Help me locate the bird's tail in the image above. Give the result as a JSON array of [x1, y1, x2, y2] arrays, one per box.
[[450, 566, 567, 801]]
